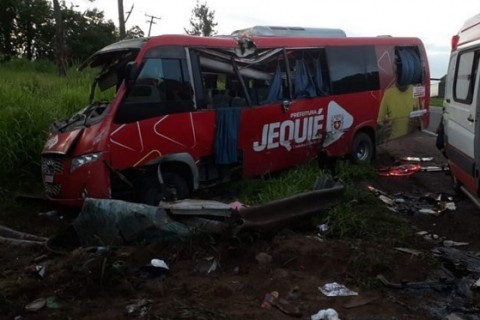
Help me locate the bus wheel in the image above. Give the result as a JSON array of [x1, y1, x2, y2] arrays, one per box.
[[351, 132, 373, 164], [142, 172, 190, 205]]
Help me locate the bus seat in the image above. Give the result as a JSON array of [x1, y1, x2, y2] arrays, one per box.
[[231, 96, 247, 107], [294, 59, 316, 98], [261, 64, 283, 104], [212, 92, 231, 108]]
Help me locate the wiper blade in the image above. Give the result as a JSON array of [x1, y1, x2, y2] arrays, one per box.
[[57, 113, 86, 132]]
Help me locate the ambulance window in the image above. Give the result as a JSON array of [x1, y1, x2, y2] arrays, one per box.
[[326, 46, 379, 95], [454, 50, 478, 103]]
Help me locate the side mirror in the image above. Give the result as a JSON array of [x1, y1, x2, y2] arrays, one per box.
[[124, 61, 138, 88]]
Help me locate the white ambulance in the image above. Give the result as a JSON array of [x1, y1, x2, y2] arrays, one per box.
[[443, 13, 480, 207]]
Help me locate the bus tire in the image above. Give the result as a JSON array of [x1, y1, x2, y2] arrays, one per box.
[[351, 132, 373, 164], [142, 172, 190, 205]]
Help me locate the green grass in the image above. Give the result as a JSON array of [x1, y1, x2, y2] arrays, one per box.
[[430, 96, 444, 107], [236, 160, 413, 247], [234, 162, 323, 205], [0, 59, 100, 191]]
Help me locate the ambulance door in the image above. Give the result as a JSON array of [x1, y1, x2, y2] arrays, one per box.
[[444, 49, 478, 191]]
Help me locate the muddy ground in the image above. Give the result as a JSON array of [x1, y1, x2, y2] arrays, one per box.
[[1, 130, 480, 320]]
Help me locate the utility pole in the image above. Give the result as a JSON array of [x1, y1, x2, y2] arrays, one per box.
[[118, 0, 126, 39], [145, 14, 161, 37]]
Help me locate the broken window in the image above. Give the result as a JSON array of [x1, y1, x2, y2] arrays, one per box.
[[115, 46, 194, 124]]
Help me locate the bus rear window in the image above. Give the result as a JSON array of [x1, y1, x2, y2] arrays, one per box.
[[326, 46, 379, 95]]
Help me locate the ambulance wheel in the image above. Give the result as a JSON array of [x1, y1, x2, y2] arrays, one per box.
[[141, 172, 190, 205], [351, 132, 373, 164]]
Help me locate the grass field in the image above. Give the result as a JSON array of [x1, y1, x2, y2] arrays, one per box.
[[0, 60, 94, 190]]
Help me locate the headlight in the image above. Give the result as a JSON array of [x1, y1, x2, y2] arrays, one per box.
[[71, 152, 102, 172]]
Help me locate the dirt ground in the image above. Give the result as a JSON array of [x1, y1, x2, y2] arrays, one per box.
[[1, 130, 480, 320]]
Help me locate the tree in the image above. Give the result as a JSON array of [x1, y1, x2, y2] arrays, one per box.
[[53, 0, 66, 76], [63, 7, 116, 63], [0, 0, 16, 60], [184, 0, 217, 37], [126, 25, 145, 39], [15, 0, 52, 60]]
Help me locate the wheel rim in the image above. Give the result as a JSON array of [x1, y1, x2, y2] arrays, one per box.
[[356, 143, 369, 161]]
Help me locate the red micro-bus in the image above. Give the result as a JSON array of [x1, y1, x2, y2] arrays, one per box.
[[41, 26, 430, 206]]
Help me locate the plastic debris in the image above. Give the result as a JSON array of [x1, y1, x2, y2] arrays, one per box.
[[25, 298, 46, 312], [395, 247, 422, 256], [125, 299, 151, 317], [317, 224, 329, 234], [229, 201, 246, 210], [368, 186, 456, 215], [401, 156, 434, 162], [311, 308, 340, 320], [260, 291, 301, 316], [377, 164, 422, 177], [194, 257, 218, 274], [150, 259, 169, 270], [45, 296, 61, 309], [443, 240, 469, 247], [255, 252, 273, 265], [139, 259, 170, 278], [473, 277, 480, 288], [319, 282, 358, 297], [261, 291, 279, 309], [35, 264, 46, 278]]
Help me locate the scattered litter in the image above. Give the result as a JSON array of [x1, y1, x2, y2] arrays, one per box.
[[194, 256, 218, 274], [417, 231, 442, 242], [473, 277, 480, 288], [377, 164, 421, 177], [139, 259, 170, 278], [310, 308, 340, 320], [443, 240, 469, 247], [378, 155, 449, 177], [318, 282, 358, 297], [125, 299, 151, 317], [317, 224, 329, 234], [401, 156, 434, 162], [260, 291, 301, 317], [368, 186, 456, 215], [261, 291, 279, 309], [25, 298, 46, 312], [150, 259, 169, 270], [432, 247, 480, 274], [45, 296, 61, 309], [255, 252, 273, 265], [418, 208, 440, 216], [395, 247, 423, 256], [34, 264, 46, 278], [38, 210, 63, 220], [229, 201, 246, 210]]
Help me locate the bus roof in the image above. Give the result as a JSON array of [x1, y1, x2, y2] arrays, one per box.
[[231, 26, 346, 38]]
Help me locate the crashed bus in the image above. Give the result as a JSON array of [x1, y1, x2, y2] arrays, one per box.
[[41, 26, 430, 206]]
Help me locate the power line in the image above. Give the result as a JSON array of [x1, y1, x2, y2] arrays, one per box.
[[145, 14, 161, 37]]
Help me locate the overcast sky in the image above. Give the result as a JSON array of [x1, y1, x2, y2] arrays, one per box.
[[76, 0, 479, 78]]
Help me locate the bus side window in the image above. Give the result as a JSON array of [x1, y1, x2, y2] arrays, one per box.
[[326, 46, 379, 95]]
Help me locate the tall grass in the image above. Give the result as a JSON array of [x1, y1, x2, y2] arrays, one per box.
[[0, 59, 95, 190]]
